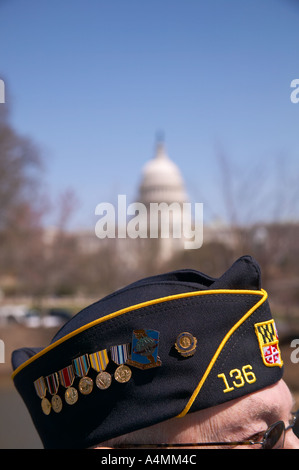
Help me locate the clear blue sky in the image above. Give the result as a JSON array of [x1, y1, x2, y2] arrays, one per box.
[[1, 0, 299, 228]]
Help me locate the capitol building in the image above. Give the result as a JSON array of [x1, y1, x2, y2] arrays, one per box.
[[133, 138, 192, 261], [138, 138, 188, 208], [75, 136, 231, 267]]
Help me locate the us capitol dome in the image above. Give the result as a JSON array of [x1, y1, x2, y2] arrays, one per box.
[[133, 137, 190, 262], [138, 138, 188, 207]]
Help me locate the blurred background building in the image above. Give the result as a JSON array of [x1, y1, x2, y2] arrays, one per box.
[[1, 0, 299, 449]]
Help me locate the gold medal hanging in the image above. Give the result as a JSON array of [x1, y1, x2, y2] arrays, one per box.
[[45, 372, 63, 413], [34, 376, 51, 415], [110, 344, 132, 383], [58, 365, 78, 405], [73, 354, 93, 395], [89, 349, 112, 390]]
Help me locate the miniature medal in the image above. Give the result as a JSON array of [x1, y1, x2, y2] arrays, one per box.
[[89, 349, 112, 390], [64, 386, 79, 404], [114, 364, 132, 383], [34, 376, 51, 415], [73, 354, 93, 395], [45, 372, 63, 413], [58, 365, 78, 405], [41, 397, 52, 415], [51, 394, 63, 413], [96, 371, 112, 390], [110, 344, 132, 383]]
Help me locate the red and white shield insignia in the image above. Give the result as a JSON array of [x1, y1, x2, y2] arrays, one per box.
[[254, 319, 283, 368]]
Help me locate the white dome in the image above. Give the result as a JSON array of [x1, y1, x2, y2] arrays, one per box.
[[138, 142, 188, 205]]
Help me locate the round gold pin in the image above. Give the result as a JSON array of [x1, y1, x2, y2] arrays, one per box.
[[175, 332, 197, 357], [41, 397, 51, 415], [78, 376, 94, 395], [114, 364, 132, 383], [51, 394, 63, 413], [96, 371, 112, 390], [65, 386, 79, 405]]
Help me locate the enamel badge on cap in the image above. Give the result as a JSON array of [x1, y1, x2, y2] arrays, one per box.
[[127, 329, 161, 370], [254, 319, 283, 368], [175, 332, 197, 357]]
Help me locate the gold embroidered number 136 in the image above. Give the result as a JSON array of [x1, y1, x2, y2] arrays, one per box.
[[218, 364, 256, 393]]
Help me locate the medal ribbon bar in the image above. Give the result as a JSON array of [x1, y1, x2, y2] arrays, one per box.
[[73, 354, 90, 377], [89, 349, 109, 372], [110, 344, 130, 365], [45, 372, 59, 395], [34, 376, 47, 399], [58, 365, 75, 388]]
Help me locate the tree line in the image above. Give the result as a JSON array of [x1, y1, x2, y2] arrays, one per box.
[[0, 101, 298, 316]]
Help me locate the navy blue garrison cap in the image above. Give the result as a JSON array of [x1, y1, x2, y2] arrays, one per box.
[[12, 255, 283, 448]]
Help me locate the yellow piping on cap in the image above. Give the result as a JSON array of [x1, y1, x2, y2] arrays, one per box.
[[176, 288, 268, 418], [11, 288, 266, 380]]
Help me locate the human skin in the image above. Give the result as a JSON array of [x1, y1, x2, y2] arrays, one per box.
[[97, 379, 299, 449]]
